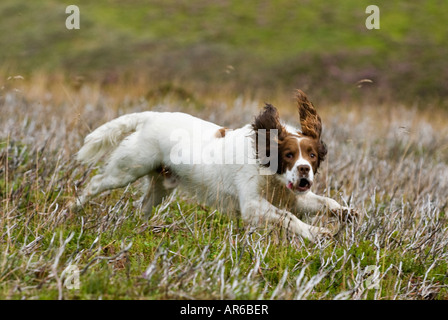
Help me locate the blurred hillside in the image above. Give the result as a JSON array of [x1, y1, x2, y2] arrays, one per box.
[[1, 0, 447, 103]]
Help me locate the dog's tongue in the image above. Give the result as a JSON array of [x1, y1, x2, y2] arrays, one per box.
[[287, 182, 294, 189]]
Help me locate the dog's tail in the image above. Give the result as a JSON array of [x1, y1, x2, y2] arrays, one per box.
[[77, 112, 150, 165]]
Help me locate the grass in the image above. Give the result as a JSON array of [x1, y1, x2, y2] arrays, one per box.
[[1, 74, 448, 300], [1, 0, 448, 102]]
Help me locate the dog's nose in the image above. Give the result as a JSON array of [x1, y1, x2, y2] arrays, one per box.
[[298, 165, 310, 175]]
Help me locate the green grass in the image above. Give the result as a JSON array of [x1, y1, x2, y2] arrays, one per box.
[[1, 0, 448, 102], [1, 77, 448, 299]]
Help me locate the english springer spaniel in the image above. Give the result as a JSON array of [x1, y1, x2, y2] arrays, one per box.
[[72, 90, 355, 241]]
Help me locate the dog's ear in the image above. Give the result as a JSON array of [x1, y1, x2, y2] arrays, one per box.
[[296, 90, 327, 170], [252, 103, 285, 135], [252, 103, 286, 169], [296, 89, 322, 140], [316, 140, 328, 170]]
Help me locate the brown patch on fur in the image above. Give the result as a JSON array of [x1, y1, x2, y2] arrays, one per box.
[[252, 104, 287, 171], [296, 90, 322, 139], [296, 90, 327, 170], [252, 104, 286, 138], [277, 135, 300, 174], [215, 127, 228, 138], [299, 138, 320, 173], [258, 175, 301, 216]]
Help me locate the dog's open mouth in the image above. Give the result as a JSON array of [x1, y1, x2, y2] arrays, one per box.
[[287, 178, 312, 193]]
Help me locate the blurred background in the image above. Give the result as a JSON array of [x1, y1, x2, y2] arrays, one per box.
[[1, 0, 447, 105]]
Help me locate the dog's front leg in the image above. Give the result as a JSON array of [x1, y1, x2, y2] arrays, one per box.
[[296, 191, 344, 212], [240, 197, 333, 242], [296, 191, 357, 222]]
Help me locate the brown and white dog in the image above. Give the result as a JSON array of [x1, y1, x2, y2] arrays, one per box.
[[73, 90, 355, 242]]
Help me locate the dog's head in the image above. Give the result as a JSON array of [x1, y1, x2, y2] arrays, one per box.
[[252, 90, 327, 193]]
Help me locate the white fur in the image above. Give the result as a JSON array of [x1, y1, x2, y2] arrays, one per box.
[[74, 111, 351, 242]]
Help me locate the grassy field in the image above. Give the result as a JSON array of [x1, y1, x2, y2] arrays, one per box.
[[1, 0, 448, 102], [1, 76, 447, 300]]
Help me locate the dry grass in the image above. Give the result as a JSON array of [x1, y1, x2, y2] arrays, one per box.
[[1, 74, 448, 299]]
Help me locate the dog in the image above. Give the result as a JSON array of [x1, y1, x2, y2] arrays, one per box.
[[72, 90, 355, 242]]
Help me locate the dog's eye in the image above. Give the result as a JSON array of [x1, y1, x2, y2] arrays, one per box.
[[310, 153, 316, 158], [285, 152, 294, 159]]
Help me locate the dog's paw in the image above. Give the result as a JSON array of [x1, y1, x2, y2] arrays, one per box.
[[309, 226, 334, 243], [331, 207, 359, 223]]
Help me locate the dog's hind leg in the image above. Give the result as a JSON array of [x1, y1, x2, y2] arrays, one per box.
[[141, 167, 178, 218], [73, 132, 162, 211]]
